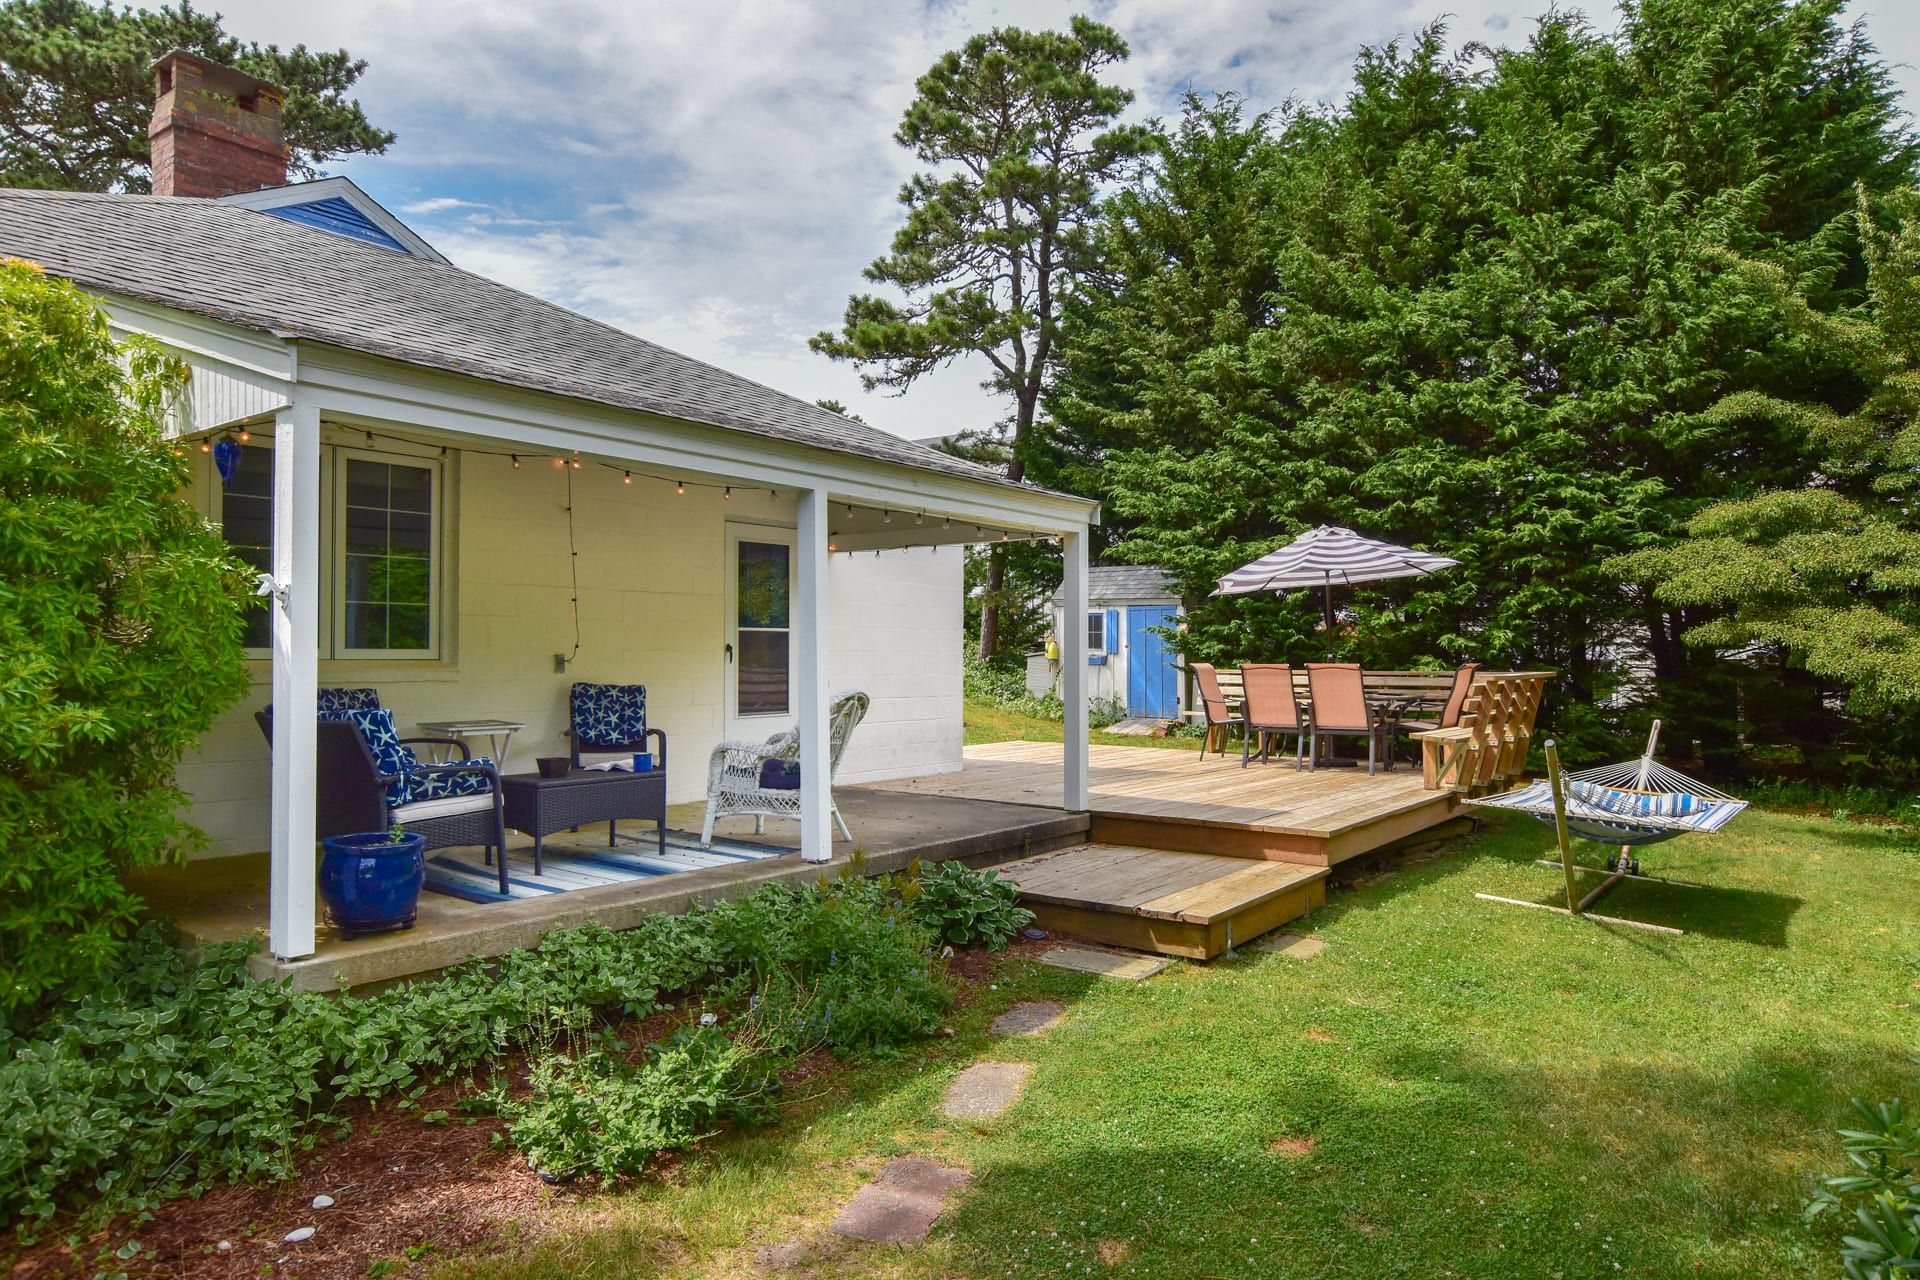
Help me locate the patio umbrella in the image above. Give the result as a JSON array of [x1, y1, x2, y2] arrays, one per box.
[[1212, 525, 1460, 645]]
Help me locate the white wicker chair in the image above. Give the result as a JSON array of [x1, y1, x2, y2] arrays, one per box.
[[700, 690, 870, 847]]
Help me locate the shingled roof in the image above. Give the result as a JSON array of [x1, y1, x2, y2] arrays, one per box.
[[0, 189, 1021, 491], [1053, 565, 1180, 604]]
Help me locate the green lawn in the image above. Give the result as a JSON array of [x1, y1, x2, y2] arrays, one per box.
[[964, 695, 1199, 750], [430, 805, 1920, 1279]]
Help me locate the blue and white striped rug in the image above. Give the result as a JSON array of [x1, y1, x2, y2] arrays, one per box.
[[423, 829, 789, 903]]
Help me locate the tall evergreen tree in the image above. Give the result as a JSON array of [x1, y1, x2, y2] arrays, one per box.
[[1052, 0, 1914, 766], [812, 17, 1149, 661], [0, 0, 393, 192], [1613, 187, 1920, 770]]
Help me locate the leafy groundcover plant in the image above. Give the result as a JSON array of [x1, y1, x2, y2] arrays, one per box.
[[0, 872, 956, 1238], [910, 860, 1035, 949], [1806, 1064, 1920, 1277]]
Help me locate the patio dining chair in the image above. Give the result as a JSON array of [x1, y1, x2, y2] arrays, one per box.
[[1192, 662, 1239, 761], [1239, 663, 1307, 769], [700, 690, 869, 846], [1305, 662, 1387, 775]]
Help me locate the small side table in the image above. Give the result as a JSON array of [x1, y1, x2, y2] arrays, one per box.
[[500, 769, 668, 874], [417, 718, 526, 771]]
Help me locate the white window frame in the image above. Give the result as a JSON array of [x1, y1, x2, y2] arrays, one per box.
[[331, 445, 444, 661], [1086, 609, 1106, 654]]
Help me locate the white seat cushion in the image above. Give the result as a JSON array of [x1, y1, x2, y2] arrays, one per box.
[[392, 793, 495, 823]]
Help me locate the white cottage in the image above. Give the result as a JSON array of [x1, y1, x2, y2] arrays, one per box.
[[0, 54, 1099, 970], [1030, 566, 1188, 720]]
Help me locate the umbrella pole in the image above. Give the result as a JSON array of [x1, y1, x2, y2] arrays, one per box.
[[1323, 577, 1336, 658]]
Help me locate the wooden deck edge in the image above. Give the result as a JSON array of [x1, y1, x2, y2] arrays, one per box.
[[1087, 815, 1332, 864], [1019, 862, 1329, 927], [1027, 874, 1326, 960]]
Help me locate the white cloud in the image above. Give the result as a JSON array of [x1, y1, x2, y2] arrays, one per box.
[[218, 0, 1920, 440], [397, 196, 485, 214]]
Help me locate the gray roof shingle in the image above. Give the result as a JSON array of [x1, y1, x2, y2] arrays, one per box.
[[0, 190, 1033, 493], [1054, 565, 1179, 604]]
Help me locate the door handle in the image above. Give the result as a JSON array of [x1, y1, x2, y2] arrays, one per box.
[[725, 642, 734, 663]]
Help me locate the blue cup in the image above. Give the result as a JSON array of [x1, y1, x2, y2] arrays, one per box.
[[633, 753, 653, 773]]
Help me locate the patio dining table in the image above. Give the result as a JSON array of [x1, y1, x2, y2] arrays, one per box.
[[1196, 670, 1460, 769]]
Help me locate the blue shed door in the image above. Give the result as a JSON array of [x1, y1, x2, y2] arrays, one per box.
[[1125, 605, 1179, 718]]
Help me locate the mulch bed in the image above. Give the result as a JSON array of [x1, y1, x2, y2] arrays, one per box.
[[3, 934, 1072, 1280], [8, 1083, 554, 1280]]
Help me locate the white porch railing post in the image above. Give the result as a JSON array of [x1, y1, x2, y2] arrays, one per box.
[[268, 399, 322, 959], [1061, 527, 1090, 811], [795, 488, 832, 862]]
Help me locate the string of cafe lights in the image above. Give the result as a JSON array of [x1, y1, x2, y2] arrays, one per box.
[[180, 423, 1061, 554]]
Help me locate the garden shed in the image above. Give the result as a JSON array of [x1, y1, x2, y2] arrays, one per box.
[[1028, 566, 1187, 720]]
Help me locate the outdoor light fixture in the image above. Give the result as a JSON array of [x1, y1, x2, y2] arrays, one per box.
[[723, 486, 732, 500], [676, 480, 685, 494], [623, 471, 631, 484], [511, 455, 520, 468], [237, 428, 250, 443]]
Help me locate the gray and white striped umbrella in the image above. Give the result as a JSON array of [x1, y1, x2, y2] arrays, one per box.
[[1213, 525, 1459, 642]]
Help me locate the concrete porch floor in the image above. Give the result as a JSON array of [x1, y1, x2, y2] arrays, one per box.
[[131, 785, 1088, 993]]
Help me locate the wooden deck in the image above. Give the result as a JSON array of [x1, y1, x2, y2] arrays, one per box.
[[1002, 843, 1328, 959], [871, 740, 1464, 867]]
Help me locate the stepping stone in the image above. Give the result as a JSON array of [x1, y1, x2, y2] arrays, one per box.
[[829, 1157, 972, 1244], [942, 1061, 1033, 1120], [1037, 946, 1169, 980], [990, 1000, 1065, 1036], [1258, 934, 1326, 960]]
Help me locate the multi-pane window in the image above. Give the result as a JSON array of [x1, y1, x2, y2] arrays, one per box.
[[342, 456, 436, 653], [735, 540, 791, 716], [218, 443, 274, 650], [213, 443, 444, 659], [1086, 610, 1106, 654]]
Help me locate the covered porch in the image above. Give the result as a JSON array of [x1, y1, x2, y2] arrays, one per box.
[[142, 311, 1103, 969]]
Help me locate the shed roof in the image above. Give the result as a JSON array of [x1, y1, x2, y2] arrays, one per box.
[[0, 189, 1038, 494], [1055, 565, 1180, 604]]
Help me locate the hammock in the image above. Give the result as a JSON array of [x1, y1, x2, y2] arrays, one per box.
[[1468, 752, 1746, 846]]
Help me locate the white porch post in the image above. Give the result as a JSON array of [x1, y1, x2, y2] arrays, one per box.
[[1061, 527, 1090, 811], [795, 487, 832, 862], [268, 399, 322, 959]]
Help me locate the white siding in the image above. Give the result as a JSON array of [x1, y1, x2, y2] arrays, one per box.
[[830, 546, 964, 784]]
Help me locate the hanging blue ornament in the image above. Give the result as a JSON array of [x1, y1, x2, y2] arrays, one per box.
[[212, 437, 243, 486]]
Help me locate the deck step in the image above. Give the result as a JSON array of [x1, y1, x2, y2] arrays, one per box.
[[1000, 842, 1328, 960]]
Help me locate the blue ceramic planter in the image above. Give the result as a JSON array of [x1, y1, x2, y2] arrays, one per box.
[[319, 831, 426, 937]]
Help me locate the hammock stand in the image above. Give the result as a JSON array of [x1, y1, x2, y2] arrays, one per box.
[[1465, 721, 1747, 934]]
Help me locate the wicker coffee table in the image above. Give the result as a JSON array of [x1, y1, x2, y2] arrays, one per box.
[[500, 769, 667, 874]]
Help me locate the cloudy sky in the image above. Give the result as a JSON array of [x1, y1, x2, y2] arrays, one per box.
[[217, 0, 1920, 441]]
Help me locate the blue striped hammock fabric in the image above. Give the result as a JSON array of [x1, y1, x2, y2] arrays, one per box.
[[1469, 758, 1747, 847]]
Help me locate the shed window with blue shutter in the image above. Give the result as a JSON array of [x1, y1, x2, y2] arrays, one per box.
[[1086, 610, 1105, 653]]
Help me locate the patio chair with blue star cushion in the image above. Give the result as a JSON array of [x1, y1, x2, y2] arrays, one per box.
[[254, 704, 510, 895], [568, 682, 668, 772]]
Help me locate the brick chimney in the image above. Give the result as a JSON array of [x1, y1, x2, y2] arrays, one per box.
[[149, 51, 287, 197]]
